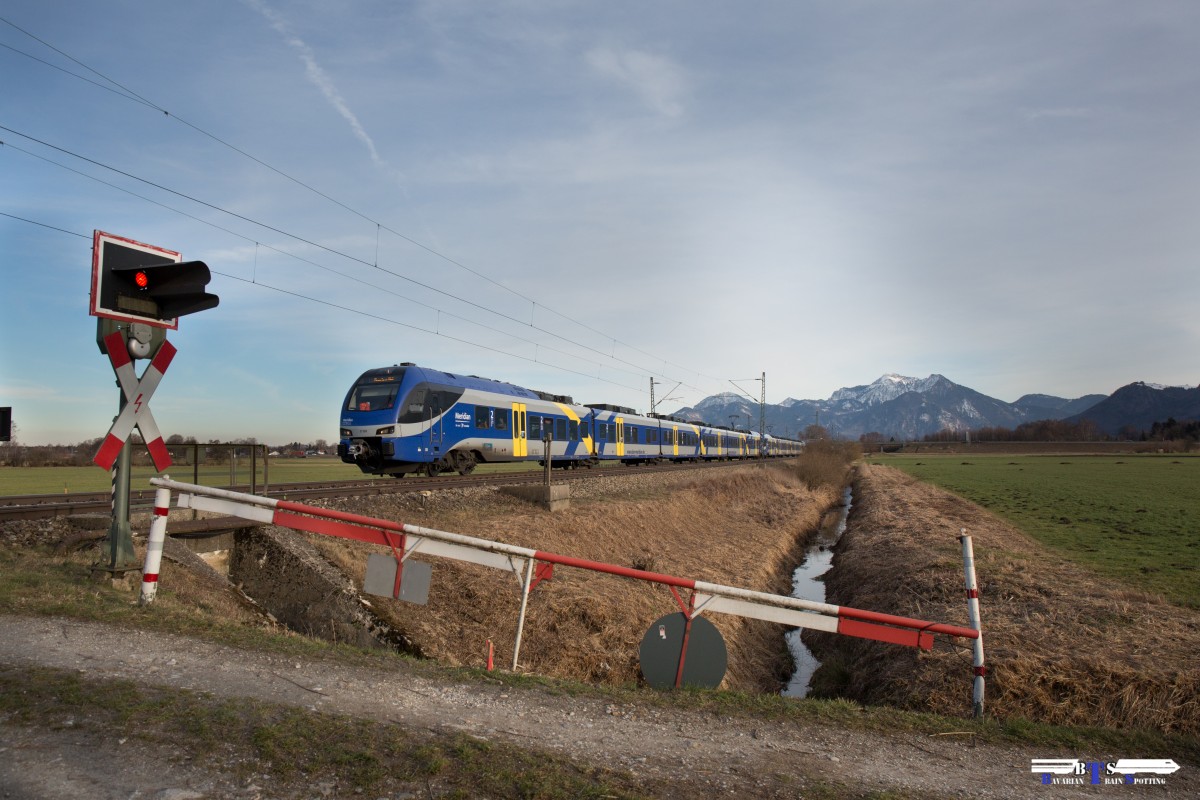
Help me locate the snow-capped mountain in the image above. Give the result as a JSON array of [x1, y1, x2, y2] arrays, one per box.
[[827, 374, 951, 410], [672, 374, 1110, 440]]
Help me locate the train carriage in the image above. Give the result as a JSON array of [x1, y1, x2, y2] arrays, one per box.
[[338, 363, 803, 477]]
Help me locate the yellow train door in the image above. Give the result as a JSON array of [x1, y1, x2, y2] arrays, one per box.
[[615, 417, 625, 457], [512, 402, 527, 457]]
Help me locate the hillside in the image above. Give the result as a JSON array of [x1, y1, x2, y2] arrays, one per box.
[[1067, 382, 1200, 436]]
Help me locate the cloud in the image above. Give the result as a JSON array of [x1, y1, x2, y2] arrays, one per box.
[[586, 45, 687, 118]]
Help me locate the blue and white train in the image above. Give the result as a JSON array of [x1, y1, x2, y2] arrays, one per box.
[[337, 363, 802, 477]]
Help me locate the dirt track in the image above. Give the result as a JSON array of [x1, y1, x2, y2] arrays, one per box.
[[4, 613, 1173, 800], [1, 464, 1197, 798]]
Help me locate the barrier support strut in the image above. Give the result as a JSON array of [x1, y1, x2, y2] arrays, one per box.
[[512, 557, 536, 670]]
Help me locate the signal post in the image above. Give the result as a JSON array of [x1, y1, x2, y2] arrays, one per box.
[[88, 231, 218, 584]]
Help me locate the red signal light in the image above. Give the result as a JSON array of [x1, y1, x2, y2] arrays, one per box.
[[134, 270, 150, 289]]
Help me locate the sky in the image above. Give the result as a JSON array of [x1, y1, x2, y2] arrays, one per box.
[[2, 1, 1198, 447]]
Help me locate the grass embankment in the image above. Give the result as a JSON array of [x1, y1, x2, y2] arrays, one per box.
[[869, 454, 1200, 608], [311, 462, 839, 692], [809, 462, 1200, 740]]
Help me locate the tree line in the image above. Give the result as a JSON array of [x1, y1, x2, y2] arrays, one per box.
[[919, 418, 1198, 444], [0, 431, 331, 468]]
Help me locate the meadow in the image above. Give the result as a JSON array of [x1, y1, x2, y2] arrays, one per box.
[[867, 454, 1200, 608], [0, 456, 549, 496]]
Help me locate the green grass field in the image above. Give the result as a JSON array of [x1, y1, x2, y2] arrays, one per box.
[[868, 454, 1200, 608], [0, 456, 559, 496]]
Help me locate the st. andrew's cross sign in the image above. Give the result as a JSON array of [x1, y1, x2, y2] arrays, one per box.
[[94, 330, 176, 471]]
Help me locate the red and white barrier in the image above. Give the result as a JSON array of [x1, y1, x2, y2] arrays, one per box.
[[138, 486, 172, 605], [149, 478, 979, 671]]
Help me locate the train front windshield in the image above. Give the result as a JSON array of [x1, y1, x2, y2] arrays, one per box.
[[346, 383, 400, 413], [345, 368, 407, 413]]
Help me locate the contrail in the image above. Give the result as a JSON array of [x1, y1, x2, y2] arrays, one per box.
[[244, 0, 385, 169]]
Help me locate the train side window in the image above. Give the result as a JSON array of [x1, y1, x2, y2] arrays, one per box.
[[528, 415, 541, 440], [475, 405, 490, 428], [597, 422, 607, 440], [607, 425, 616, 443], [555, 418, 567, 441], [495, 408, 509, 431], [627, 425, 639, 444], [569, 420, 579, 440], [395, 383, 464, 424]]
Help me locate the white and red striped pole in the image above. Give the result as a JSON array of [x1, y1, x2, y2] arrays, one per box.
[[959, 529, 986, 718], [139, 485, 172, 605]]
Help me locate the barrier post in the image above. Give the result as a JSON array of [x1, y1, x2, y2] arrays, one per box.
[[959, 530, 986, 718], [139, 485, 173, 605], [512, 557, 536, 670]]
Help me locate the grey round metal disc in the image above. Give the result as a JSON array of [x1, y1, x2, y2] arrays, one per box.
[[639, 612, 727, 690]]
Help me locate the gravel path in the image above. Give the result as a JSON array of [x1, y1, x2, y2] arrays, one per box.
[[5, 615, 1190, 799]]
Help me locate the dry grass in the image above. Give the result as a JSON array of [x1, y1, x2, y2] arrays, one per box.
[[791, 440, 860, 490], [808, 464, 1200, 734], [313, 465, 838, 693]]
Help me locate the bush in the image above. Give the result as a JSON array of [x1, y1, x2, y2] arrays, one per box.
[[791, 439, 859, 489]]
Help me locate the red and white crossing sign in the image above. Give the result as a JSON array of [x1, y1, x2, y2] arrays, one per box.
[[94, 330, 176, 472]]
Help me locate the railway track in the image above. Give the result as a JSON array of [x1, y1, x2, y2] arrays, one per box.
[[0, 459, 760, 523]]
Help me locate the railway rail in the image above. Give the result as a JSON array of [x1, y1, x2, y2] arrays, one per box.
[[0, 459, 762, 523]]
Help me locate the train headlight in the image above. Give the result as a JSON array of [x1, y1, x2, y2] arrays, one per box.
[[340, 428, 352, 438], [376, 426, 395, 436]]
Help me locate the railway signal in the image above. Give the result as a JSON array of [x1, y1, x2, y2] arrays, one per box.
[[88, 230, 218, 582], [90, 230, 218, 329]]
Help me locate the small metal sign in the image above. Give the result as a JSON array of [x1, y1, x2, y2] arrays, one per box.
[[639, 612, 727, 690], [363, 553, 431, 605]]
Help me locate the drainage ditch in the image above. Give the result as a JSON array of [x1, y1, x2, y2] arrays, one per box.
[[782, 485, 852, 697]]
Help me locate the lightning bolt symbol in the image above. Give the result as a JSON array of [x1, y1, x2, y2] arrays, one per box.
[[134, 393, 144, 414]]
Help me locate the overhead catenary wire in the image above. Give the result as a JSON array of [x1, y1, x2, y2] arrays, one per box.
[[1, 210, 650, 395], [0, 139, 658, 385], [0, 124, 703, 394], [0, 14, 725, 388]]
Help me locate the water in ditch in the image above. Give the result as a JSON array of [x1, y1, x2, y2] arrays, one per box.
[[782, 485, 852, 697]]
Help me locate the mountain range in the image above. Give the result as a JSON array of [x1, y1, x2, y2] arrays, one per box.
[[670, 374, 1199, 441]]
